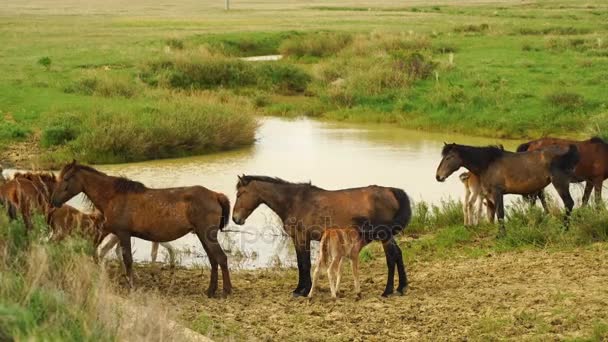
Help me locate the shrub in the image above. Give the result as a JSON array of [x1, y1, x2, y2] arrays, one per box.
[[50, 96, 257, 164], [279, 32, 352, 57], [0, 122, 30, 140], [140, 54, 257, 89], [37, 57, 52, 71], [256, 63, 311, 94], [409, 200, 464, 234], [65, 74, 138, 98], [165, 38, 184, 50], [41, 125, 79, 147]]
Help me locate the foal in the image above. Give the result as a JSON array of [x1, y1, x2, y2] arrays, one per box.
[[459, 172, 484, 226], [309, 227, 364, 299]]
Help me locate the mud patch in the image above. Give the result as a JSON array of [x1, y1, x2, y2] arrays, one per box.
[[108, 245, 608, 341]]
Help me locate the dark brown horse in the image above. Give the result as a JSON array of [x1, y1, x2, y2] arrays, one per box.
[[46, 204, 107, 247], [232, 175, 411, 297], [517, 137, 608, 206], [0, 172, 57, 231], [436, 143, 579, 235], [50, 161, 232, 297]]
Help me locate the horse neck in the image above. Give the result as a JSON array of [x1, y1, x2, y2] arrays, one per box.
[[254, 182, 296, 221], [78, 170, 117, 213], [458, 147, 499, 175]]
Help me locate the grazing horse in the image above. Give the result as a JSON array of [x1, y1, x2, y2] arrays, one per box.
[[50, 160, 232, 297], [232, 175, 411, 297], [308, 227, 364, 299], [517, 137, 608, 206], [436, 143, 579, 235], [459, 172, 484, 226], [46, 204, 107, 247], [0, 172, 57, 231]]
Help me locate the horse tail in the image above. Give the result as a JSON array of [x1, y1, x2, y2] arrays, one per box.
[[355, 188, 411, 241], [516, 141, 531, 152], [551, 144, 580, 175], [216, 193, 231, 231], [590, 136, 606, 144]]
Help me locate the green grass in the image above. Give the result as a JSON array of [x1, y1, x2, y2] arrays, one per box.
[[1, 0, 608, 165], [401, 199, 608, 263]]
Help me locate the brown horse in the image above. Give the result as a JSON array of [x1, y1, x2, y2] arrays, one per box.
[[46, 204, 107, 247], [436, 143, 579, 236], [50, 161, 232, 297], [0, 172, 57, 231], [517, 137, 608, 206], [232, 175, 411, 297]]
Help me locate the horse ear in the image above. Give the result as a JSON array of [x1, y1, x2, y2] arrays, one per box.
[[238, 175, 243, 182]]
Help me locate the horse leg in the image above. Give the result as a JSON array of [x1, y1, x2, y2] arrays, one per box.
[[582, 181, 593, 206], [328, 258, 340, 298], [335, 257, 344, 296], [98, 234, 120, 262], [393, 241, 408, 295], [593, 180, 603, 208], [197, 228, 231, 297], [553, 177, 574, 229], [381, 239, 397, 297], [118, 233, 134, 288], [292, 237, 312, 297], [308, 252, 325, 298], [468, 192, 480, 226], [537, 191, 549, 213], [463, 187, 471, 226], [476, 194, 484, 224], [494, 192, 506, 237], [161, 242, 176, 266], [151, 242, 159, 263], [486, 198, 496, 223]]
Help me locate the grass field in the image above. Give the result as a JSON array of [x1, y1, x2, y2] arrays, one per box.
[[1, 0, 608, 165]]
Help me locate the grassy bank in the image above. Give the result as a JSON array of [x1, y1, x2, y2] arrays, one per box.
[[0, 215, 200, 341], [2, 0, 608, 166]]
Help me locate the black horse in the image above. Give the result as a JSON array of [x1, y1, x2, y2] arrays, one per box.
[[231, 175, 411, 297]]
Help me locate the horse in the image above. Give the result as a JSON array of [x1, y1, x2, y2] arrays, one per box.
[[436, 143, 579, 236], [46, 204, 107, 247], [517, 137, 608, 206], [50, 160, 232, 297], [0, 172, 57, 231], [97, 234, 176, 266], [308, 227, 364, 299], [232, 175, 411, 297], [459, 171, 484, 226]]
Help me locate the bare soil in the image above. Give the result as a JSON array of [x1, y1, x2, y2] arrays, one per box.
[[109, 245, 608, 341]]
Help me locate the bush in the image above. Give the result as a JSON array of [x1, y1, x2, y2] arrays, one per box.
[[41, 125, 79, 148], [165, 38, 184, 50], [256, 63, 311, 94], [279, 32, 352, 57], [409, 200, 464, 234], [48, 95, 257, 164], [37, 57, 52, 71], [65, 74, 138, 98], [0, 122, 30, 141]]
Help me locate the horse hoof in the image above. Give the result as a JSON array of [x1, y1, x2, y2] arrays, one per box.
[[292, 291, 305, 298], [381, 290, 393, 297], [397, 288, 407, 295], [206, 290, 217, 298], [223, 288, 232, 297]]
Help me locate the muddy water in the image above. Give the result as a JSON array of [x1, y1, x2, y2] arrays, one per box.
[[38, 118, 544, 268]]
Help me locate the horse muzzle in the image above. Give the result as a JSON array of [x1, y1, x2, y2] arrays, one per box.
[[232, 216, 245, 225], [436, 174, 446, 182]]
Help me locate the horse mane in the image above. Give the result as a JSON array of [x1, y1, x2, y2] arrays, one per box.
[[443, 144, 505, 173], [237, 175, 319, 189], [67, 163, 146, 194], [13, 172, 56, 183]]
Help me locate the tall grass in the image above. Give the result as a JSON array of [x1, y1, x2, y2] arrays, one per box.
[[0, 214, 194, 340], [44, 94, 257, 165]]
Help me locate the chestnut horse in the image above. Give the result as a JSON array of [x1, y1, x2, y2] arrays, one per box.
[[436, 143, 579, 236], [50, 161, 232, 297], [0, 172, 57, 231], [517, 137, 607, 206], [232, 175, 411, 297]]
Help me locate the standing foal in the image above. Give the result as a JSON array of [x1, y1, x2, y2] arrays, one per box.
[[309, 228, 364, 299], [459, 172, 484, 226]]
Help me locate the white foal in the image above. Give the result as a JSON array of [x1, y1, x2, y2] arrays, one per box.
[[98, 234, 176, 265]]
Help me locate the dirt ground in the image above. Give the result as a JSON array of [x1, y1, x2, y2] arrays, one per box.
[[110, 245, 608, 341]]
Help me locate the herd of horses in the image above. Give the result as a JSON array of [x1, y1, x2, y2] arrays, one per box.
[[1, 136, 607, 299]]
